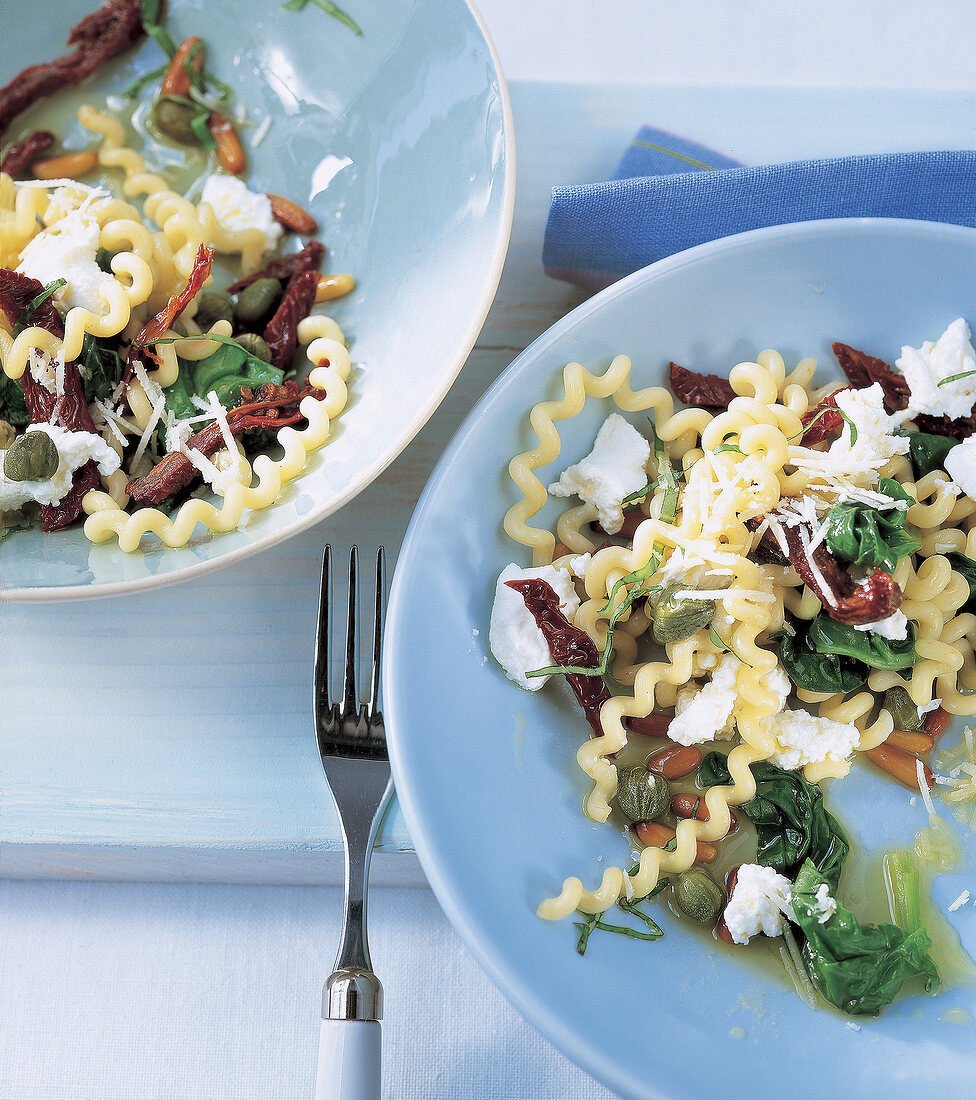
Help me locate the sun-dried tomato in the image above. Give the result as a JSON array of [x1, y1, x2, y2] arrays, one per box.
[[669, 362, 736, 409], [0, 130, 55, 177], [124, 244, 214, 382], [773, 518, 903, 625], [262, 269, 318, 372], [832, 342, 910, 413], [505, 577, 610, 737], [0, 0, 145, 134], [799, 389, 848, 445], [225, 240, 325, 295]]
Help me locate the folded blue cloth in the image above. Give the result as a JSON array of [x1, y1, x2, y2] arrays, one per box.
[[543, 125, 976, 290]]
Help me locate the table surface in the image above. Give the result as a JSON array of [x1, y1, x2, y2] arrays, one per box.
[[3, 1, 976, 1097]]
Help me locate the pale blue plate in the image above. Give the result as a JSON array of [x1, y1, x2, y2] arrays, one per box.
[[386, 220, 976, 1100], [0, 0, 513, 599]]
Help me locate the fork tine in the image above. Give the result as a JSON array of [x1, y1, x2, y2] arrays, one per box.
[[367, 547, 386, 717], [313, 545, 333, 724], [341, 545, 360, 718]]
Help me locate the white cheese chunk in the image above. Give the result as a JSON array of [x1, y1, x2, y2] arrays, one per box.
[[0, 423, 120, 513], [201, 174, 282, 254], [16, 205, 117, 312], [896, 318, 976, 419], [766, 708, 860, 772], [944, 433, 976, 501], [854, 608, 909, 641], [830, 383, 910, 468], [812, 883, 838, 924], [668, 653, 740, 746], [548, 413, 650, 535], [724, 863, 796, 945], [488, 563, 581, 691]]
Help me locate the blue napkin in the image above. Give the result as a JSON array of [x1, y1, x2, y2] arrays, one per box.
[[543, 125, 976, 290]]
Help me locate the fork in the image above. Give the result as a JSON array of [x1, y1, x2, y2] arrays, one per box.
[[313, 545, 393, 1100]]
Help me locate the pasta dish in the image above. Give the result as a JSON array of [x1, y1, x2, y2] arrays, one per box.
[[0, 0, 354, 550], [489, 320, 976, 1016]]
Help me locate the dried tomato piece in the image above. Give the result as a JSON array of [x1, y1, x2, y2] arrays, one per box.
[[225, 240, 325, 295], [505, 577, 611, 737], [124, 245, 214, 384], [669, 362, 736, 409], [832, 342, 909, 413], [799, 389, 847, 445], [0, 130, 55, 178], [0, 0, 144, 134], [262, 269, 318, 372], [773, 518, 902, 625]]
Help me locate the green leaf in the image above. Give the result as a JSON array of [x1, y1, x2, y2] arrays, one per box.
[[824, 478, 921, 573], [310, 0, 362, 33], [79, 333, 125, 404], [792, 860, 939, 1017], [698, 754, 849, 890], [0, 373, 29, 428], [808, 613, 917, 673], [898, 429, 958, 478], [777, 619, 869, 693]]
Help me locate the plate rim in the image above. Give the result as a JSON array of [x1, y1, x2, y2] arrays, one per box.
[[384, 216, 976, 1100]]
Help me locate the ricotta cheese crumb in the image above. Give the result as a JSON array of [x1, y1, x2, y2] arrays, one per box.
[[200, 174, 282, 254], [812, 883, 838, 924], [944, 434, 976, 501], [16, 204, 117, 312], [548, 413, 650, 535], [668, 653, 741, 746], [765, 708, 860, 772], [896, 318, 976, 420], [488, 563, 581, 691], [854, 608, 910, 641], [724, 863, 796, 945]]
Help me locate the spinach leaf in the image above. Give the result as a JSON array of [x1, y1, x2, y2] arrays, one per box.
[[163, 343, 285, 425], [0, 373, 29, 428], [807, 614, 917, 672], [777, 619, 869, 693], [898, 429, 958, 478], [945, 552, 976, 614], [80, 333, 125, 404], [824, 478, 921, 572], [698, 754, 849, 889], [792, 860, 939, 1017]]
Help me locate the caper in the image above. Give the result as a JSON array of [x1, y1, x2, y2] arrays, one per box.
[[0, 419, 15, 449], [883, 686, 924, 731], [152, 96, 200, 145], [195, 291, 235, 329], [4, 430, 59, 482], [234, 278, 281, 325], [673, 868, 724, 924], [236, 332, 272, 363], [614, 765, 670, 824], [652, 586, 715, 645]]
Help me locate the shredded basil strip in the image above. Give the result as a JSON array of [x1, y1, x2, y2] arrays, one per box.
[[283, 0, 362, 34], [13, 278, 66, 336], [123, 61, 169, 99], [838, 408, 858, 446], [141, 0, 178, 57], [937, 367, 976, 387], [189, 110, 217, 150]]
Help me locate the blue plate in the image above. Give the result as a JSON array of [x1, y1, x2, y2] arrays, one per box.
[[0, 0, 513, 599], [386, 219, 976, 1100]]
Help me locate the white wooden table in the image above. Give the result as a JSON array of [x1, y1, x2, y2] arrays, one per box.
[[2, 2, 974, 1097]]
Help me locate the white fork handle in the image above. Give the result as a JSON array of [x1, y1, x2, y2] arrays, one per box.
[[315, 1018, 382, 1100]]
